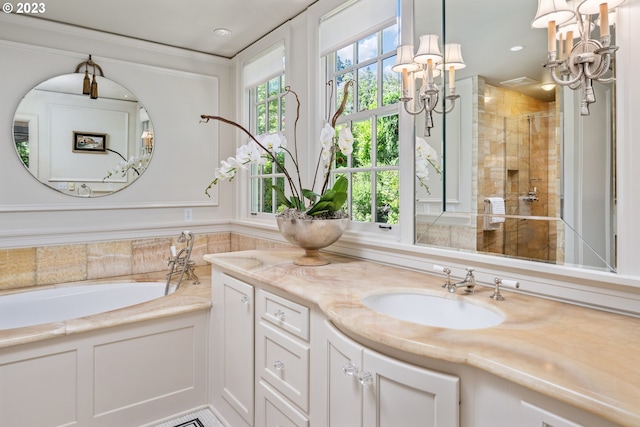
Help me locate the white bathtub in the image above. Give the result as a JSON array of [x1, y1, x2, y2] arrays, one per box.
[[0, 282, 166, 330]]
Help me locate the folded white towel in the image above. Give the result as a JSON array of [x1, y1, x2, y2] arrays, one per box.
[[487, 197, 505, 223], [483, 197, 505, 230]]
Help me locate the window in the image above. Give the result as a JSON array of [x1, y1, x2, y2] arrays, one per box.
[[249, 74, 287, 214], [324, 24, 401, 225]]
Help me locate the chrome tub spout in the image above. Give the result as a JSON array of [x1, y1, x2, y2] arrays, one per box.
[[164, 231, 199, 295]]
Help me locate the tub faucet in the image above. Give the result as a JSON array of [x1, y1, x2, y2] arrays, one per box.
[[447, 268, 476, 294], [164, 230, 199, 295]]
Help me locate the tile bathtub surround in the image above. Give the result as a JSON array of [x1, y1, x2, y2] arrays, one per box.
[[0, 247, 36, 289], [0, 232, 233, 292]]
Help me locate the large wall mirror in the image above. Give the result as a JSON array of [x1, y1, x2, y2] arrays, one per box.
[[13, 73, 154, 197], [413, 0, 616, 272]]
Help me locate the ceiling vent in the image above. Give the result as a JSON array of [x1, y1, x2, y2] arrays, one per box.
[[500, 76, 538, 87]]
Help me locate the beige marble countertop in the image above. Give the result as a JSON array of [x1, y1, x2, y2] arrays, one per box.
[[205, 249, 640, 427], [0, 267, 212, 349]]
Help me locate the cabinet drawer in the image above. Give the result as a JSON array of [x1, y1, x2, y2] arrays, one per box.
[[256, 380, 309, 427], [256, 289, 309, 341], [257, 321, 309, 411]]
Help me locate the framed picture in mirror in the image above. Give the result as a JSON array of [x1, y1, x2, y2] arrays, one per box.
[[73, 131, 107, 153]]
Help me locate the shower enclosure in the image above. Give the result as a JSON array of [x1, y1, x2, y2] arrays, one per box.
[[478, 112, 562, 264]]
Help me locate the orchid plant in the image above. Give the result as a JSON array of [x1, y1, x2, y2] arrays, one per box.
[[103, 149, 151, 180], [201, 81, 353, 218], [415, 136, 442, 194]]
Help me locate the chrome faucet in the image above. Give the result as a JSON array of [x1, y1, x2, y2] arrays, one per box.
[[447, 268, 476, 294], [164, 230, 199, 295]]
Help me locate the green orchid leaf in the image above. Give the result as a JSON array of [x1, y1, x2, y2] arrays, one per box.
[[303, 188, 320, 203], [318, 189, 336, 202], [272, 185, 292, 208], [329, 192, 347, 211], [289, 196, 305, 211], [332, 176, 348, 193], [307, 201, 332, 216]]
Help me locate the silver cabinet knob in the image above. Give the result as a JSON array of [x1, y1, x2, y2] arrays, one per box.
[[240, 295, 251, 304], [274, 309, 286, 321], [273, 360, 285, 371]]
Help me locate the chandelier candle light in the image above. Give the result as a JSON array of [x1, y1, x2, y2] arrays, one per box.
[[531, 0, 625, 115], [392, 35, 466, 136]]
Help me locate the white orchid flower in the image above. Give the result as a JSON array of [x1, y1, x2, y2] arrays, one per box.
[[235, 144, 253, 165], [215, 158, 237, 181], [338, 127, 354, 156], [261, 133, 287, 153], [415, 137, 443, 192], [320, 123, 334, 150]]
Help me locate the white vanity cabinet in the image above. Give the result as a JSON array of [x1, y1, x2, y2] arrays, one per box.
[[320, 320, 460, 427], [211, 271, 255, 427], [209, 265, 621, 427]]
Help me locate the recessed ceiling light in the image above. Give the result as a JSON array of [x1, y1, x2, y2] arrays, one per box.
[[214, 28, 232, 37], [510, 45, 524, 52]]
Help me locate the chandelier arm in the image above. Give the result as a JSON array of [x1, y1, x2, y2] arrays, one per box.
[[584, 54, 611, 81], [596, 76, 616, 84], [433, 98, 457, 115], [549, 64, 583, 86], [576, 12, 588, 41], [569, 79, 583, 90], [402, 99, 427, 116]]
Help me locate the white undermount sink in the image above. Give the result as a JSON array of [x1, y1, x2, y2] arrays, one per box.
[[361, 292, 505, 330]]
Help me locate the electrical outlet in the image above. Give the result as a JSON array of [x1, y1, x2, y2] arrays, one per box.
[[184, 208, 193, 222]]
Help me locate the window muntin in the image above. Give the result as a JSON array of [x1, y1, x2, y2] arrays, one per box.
[[325, 24, 401, 227], [249, 74, 287, 214]]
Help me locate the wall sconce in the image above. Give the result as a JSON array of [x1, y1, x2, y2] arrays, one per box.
[[74, 54, 104, 99], [141, 129, 154, 153], [532, 0, 625, 115], [392, 35, 466, 137]]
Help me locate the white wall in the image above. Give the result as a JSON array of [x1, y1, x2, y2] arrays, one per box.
[[0, 13, 237, 247], [1, 4, 639, 313]]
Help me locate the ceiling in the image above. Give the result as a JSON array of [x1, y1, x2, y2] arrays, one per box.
[[23, 0, 555, 101], [416, 0, 556, 102], [24, 0, 318, 58]]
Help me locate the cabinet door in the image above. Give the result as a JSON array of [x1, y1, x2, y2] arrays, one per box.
[[521, 401, 584, 427], [325, 320, 364, 427], [362, 349, 459, 427], [256, 380, 309, 427], [213, 272, 254, 426]]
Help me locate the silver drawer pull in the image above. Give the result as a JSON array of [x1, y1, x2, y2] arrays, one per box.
[[342, 362, 359, 376], [240, 295, 251, 304], [273, 360, 285, 371], [274, 309, 286, 321]]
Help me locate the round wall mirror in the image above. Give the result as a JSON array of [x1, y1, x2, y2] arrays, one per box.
[[13, 73, 154, 197]]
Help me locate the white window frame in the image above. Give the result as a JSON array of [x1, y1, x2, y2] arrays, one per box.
[[323, 24, 402, 237], [247, 73, 288, 215]]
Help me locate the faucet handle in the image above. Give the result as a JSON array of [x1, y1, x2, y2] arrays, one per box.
[[433, 265, 452, 288], [491, 277, 520, 301]]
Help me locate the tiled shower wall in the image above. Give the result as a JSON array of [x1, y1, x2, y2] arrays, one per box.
[[476, 78, 560, 262], [0, 232, 291, 292]]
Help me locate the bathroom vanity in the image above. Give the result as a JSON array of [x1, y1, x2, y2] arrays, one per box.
[[206, 249, 639, 427]]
